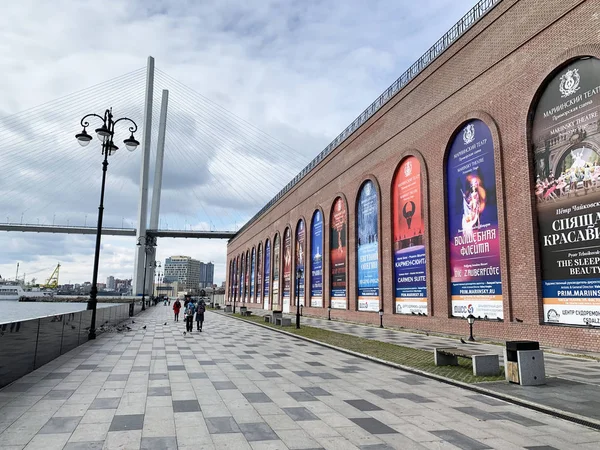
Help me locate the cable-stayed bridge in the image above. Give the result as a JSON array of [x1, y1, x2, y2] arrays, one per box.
[[0, 56, 312, 293]]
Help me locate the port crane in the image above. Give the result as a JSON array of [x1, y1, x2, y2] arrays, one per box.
[[43, 264, 61, 289]]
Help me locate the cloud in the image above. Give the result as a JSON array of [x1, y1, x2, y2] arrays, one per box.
[[0, 0, 478, 284]]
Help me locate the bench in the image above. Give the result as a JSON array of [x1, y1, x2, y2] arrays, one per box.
[[434, 347, 500, 376], [241, 310, 253, 317], [275, 317, 292, 327]]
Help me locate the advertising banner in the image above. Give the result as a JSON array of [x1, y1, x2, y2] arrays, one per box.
[[532, 58, 600, 325], [272, 235, 280, 306], [357, 181, 380, 312], [264, 240, 271, 308], [240, 256, 245, 301], [245, 252, 250, 302], [310, 210, 324, 307], [257, 244, 262, 304], [447, 119, 503, 319], [393, 157, 428, 315], [282, 228, 291, 312], [296, 220, 306, 306], [235, 257, 239, 301], [250, 248, 256, 302], [330, 197, 347, 309]]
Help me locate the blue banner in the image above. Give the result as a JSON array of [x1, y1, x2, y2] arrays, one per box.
[[447, 119, 503, 319], [357, 181, 380, 312], [310, 210, 323, 307]]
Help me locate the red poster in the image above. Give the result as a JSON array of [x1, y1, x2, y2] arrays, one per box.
[[330, 197, 347, 308]]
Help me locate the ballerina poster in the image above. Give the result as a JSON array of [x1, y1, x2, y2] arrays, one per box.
[[532, 57, 600, 325], [446, 119, 503, 319], [393, 157, 428, 315], [330, 197, 347, 309]]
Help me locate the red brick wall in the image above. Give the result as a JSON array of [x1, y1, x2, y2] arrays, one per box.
[[227, 0, 600, 352]]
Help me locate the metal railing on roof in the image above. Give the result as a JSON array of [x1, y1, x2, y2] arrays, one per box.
[[233, 0, 502, 240]]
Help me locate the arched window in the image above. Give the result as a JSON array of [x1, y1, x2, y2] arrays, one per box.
[[264, 239, 271, 308], [330, 197, 348, 309], [310, 210, 324, 308], [250, 247, 256, 303], [295, 219, 306, 306], [257, 243, 263, 305], [272, 234, 281, 307], [531, 57, 600, 326], [392, 157, 427, 315], [245, 251, 250, 302], [356, 180, 380, 312], [446, 120, 503, 319], [282, 227, 292, 312]]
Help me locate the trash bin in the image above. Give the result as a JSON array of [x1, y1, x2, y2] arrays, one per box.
[[225, 304, 232, 313], [504, 341, 545, 386]]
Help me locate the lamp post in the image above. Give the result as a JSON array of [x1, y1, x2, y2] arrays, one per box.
[[296, 267, 303, 329], [467, 314, 476, 341], [151, 262, 161, 304], [379, 309, 384, 328], [76, 109, 139, 340], [137, 235, 157, 311]]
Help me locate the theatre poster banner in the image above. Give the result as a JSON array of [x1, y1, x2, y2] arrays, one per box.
[[257, 244, 262, 304], [264, 240, 271, 309], [330, 197, 347, 309], [393, 157, 428, 315], [311, 210, 324, 307], [357, 181, 380, 312], [250, 248, 256, 302], [296, 220, 306, 306], [447, 119, 503, 319], [282, 228, 292, 313], [532, 57, 600, 326], [272, 235, 280, 307], [245, 252, 250, 302], [240, 256, 245, 301]]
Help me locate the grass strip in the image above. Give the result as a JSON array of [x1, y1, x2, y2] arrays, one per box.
[[234, 313, 504, 384]]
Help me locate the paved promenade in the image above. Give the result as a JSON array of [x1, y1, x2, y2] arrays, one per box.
[[0, 306, 599, 449]]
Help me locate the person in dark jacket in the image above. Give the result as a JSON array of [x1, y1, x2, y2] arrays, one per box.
[[196, 300, 206, 332], [185, 301, 195, 333]]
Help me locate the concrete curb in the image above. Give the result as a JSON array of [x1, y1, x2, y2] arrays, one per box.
[[217, 311, 600, 431]]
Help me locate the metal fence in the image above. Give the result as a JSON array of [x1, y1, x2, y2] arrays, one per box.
[[234, 0, 502, 239]]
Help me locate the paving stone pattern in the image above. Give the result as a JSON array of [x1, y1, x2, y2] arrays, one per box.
[[0, 306, 599, 449]]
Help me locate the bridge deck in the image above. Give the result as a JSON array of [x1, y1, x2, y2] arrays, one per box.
[[0, 307, 598, 449]]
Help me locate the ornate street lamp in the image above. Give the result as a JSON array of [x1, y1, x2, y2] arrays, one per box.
[[76, 108, 139, 340], [379, 309, 384, 328], [467, 314, 476, 341]]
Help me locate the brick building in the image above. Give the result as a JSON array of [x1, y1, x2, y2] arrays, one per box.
[[226, 0, 600, 351]]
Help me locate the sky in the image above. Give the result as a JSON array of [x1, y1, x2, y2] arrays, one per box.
[[0, 0, 479, 286]]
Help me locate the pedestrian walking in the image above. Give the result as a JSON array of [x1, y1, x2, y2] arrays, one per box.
[[185, 300, 195, 333], [173, 299, 182, 322], [196, 299, 206, 332]]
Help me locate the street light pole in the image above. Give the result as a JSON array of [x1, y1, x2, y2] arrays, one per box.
[[137, 235, 157, 311], [296, 267, 303, 329], [76, 109, 139, 340]]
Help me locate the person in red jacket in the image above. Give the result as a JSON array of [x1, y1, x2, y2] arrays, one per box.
[[173, 299, 182, 322]]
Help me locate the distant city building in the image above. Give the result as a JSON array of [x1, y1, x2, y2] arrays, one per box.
[[164, 256, 200, 293], [199, 262, 214, 288], [106, 276, 115, 290]]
